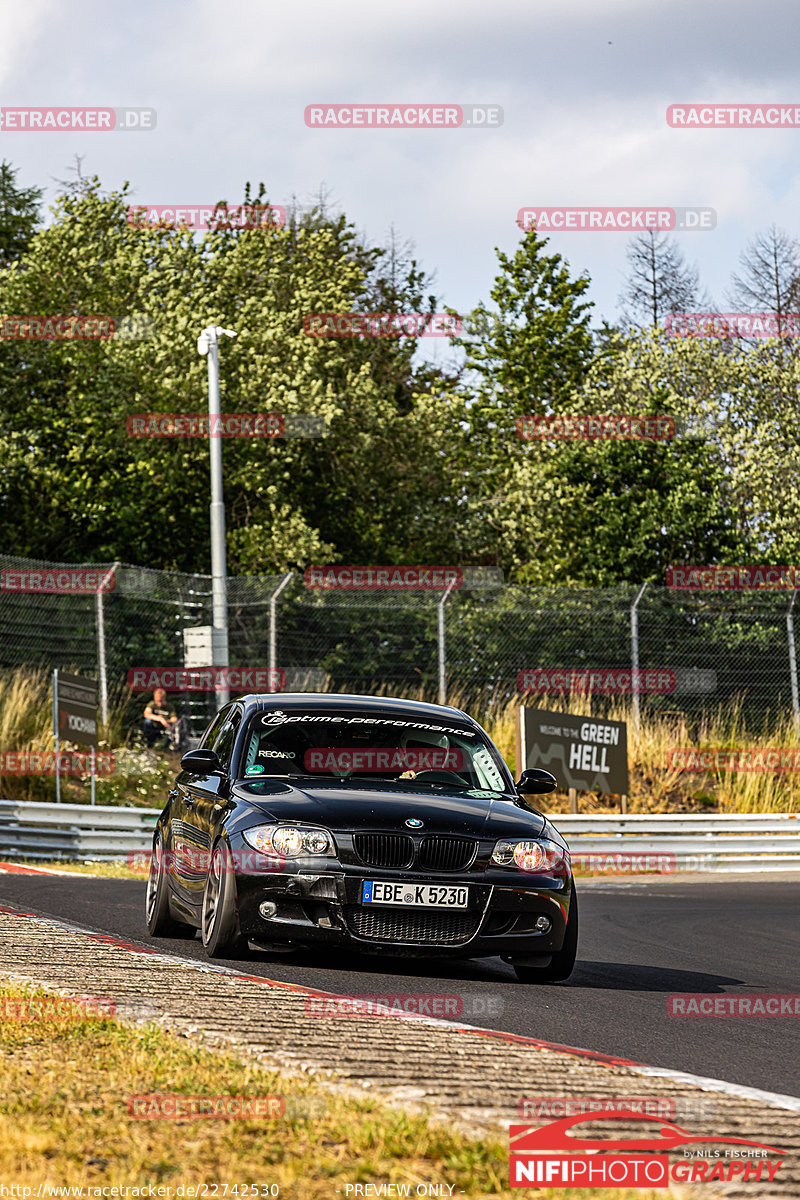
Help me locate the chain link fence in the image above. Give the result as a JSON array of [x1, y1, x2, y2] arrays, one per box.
[[0, 555, 798, 738]]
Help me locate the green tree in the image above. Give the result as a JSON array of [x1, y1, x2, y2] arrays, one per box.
[[456, 226, 595, 416], [0, 161, 42, 268], [0, 178, 470, 572], [446, 227, 744, 583]]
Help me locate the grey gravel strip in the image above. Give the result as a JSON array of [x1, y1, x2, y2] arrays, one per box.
[[0, 909, 797, 1198]]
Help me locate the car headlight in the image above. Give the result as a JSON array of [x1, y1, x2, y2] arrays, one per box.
[[491, 838, 567, 872], [242, 824, 335, 858]]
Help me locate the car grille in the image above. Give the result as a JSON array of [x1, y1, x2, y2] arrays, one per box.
[[417, 836, 476, 872], [345, 906, 481, 945], [353, 832, 414, 869]]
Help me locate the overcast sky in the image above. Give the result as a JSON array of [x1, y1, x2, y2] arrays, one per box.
[[4, 0, 800, 357]]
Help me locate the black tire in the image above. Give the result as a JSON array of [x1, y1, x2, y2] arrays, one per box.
[[514, 889, 578, 984], [145, 831, 194, 937], [201, 841, 245, 958]]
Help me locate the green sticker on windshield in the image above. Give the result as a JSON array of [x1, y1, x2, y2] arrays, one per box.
[[246, 765, 265, 775]]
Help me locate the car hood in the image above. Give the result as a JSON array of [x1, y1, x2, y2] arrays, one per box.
[[231, 777, 546, 838]]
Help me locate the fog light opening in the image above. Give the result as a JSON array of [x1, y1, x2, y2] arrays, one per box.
[[534, 915, 552, 933], [259, 900, 278, 919]]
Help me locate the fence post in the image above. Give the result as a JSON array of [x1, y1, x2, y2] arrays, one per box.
[[95, 561, 120, 727], [788, 589, 800, 736], [437, 578, 457, 706], [269, 572, 294, 691], [52, 668, 61, 805], [630, 581, 648, 732]]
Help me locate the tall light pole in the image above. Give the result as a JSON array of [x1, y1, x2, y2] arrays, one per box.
[[197, 325, 237, 706]]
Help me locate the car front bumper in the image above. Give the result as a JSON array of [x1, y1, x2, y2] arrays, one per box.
[[234, 867, 573, 959]]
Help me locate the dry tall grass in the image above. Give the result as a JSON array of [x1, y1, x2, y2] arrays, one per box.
[[0, 667, 171, 806], [363, 680, 800, 813], [0, 668, 797, 811]]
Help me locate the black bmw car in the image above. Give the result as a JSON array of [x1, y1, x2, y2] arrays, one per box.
[[146, 693, 578, 983]]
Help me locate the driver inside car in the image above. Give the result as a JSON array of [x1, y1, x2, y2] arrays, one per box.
[[397, 728, 452, 779]]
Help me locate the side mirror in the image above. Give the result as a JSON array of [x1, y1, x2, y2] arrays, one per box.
[[516, 767, 557, 795], [180, 747, 223, 776]]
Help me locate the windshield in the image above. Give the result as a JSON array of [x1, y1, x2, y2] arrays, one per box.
[[238, 709, 512, 794]]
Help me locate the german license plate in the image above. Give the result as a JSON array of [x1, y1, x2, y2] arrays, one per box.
[[361, 881, 469, 908]]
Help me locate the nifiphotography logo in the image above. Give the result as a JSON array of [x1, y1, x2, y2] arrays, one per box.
[[509, 1112, 784, 1187]]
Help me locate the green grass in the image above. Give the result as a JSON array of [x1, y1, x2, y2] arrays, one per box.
[[0, 981, 664, 1199], [0, 859, 146, 878]]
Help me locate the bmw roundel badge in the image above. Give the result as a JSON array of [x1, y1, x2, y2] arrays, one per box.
[[405, 817, 424, 829]]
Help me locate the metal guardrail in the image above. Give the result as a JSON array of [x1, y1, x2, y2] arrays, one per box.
[[550, 812, 800, 871], [0, 800, 159, 860], [0, 802, 798, 868]]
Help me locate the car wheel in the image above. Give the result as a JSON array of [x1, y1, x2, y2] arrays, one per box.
[[201, 841, 244, 958], [145, 831, 194, 937], [513, 890, 578, 984]]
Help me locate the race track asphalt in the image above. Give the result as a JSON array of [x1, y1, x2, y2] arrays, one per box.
[[1, 871, 797, 1099]]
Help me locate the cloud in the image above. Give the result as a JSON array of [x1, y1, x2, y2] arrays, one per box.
[[3, 0, 800, 331]]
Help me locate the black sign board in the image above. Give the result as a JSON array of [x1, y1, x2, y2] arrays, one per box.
[[55, 671, 98, 749], [518, 707, 629, 795]]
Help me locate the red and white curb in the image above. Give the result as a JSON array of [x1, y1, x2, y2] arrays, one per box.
[[1, 899, 798, 1117]]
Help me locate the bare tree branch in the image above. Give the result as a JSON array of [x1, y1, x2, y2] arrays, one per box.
[[618, 231, 709, 326], [728, 224, 800, 320]]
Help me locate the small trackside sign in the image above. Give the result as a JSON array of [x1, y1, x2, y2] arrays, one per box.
[[518, 707, 629, 795], [55, 671, 99, 750]]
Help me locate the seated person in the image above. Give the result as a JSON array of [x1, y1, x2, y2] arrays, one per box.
[[142, 689, 183, 750]]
